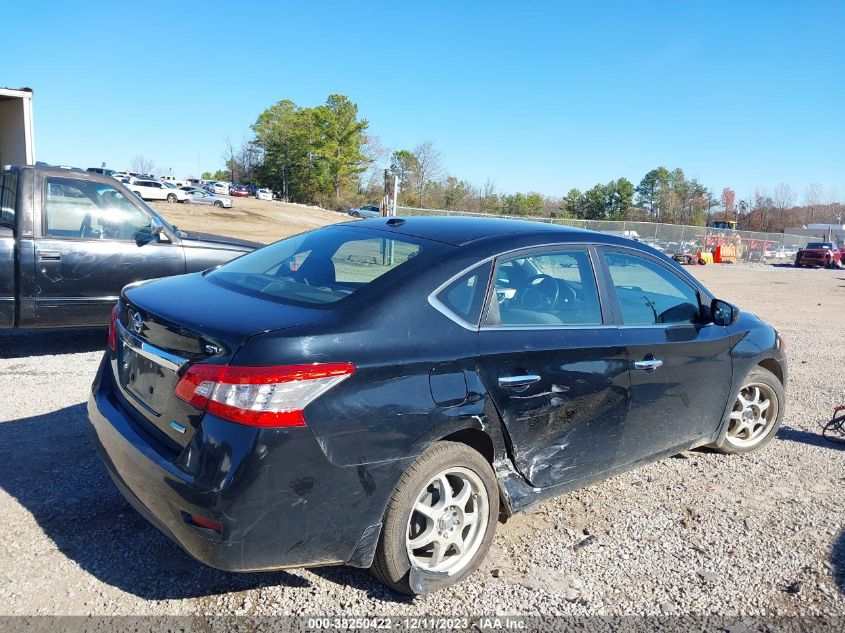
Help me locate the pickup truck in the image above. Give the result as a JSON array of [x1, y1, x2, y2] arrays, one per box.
[[0, 164, 260, 328]]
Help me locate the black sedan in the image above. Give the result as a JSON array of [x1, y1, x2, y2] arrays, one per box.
[[88, 217, 787, 594]]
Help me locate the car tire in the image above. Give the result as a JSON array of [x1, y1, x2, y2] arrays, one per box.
[[370, 441, 499, 595], [213, 200, 223, 208], [712, 366, 784, 455], [167, 193, 177, 203]]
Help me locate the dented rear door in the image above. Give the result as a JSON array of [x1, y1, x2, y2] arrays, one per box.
[[475, 245, 629, 489], [477, 327, 629, 488]]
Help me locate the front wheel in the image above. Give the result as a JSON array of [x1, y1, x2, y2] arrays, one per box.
[[213, 200, 223, 208], [166, 193, 178, 203], [713, 366, 784, 454], [370, 441, 498, 594]]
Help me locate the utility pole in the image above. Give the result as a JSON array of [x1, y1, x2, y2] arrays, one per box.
[[391, 173, 400, 217]]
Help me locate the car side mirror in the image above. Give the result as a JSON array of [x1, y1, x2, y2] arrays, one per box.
[[151, 217, 170, 243], [711, 299, 739, 326]]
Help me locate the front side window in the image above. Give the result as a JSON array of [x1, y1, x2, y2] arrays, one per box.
[[44, 177, 151, 240], [208, 226, 440, 306], [484, 248, 602, 326], [603, 251, 701, 325]]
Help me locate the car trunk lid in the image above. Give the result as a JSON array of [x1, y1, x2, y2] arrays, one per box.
[[114, 273, 328, 451]]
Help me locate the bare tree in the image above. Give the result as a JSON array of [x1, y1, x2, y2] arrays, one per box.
[[360, 135, 389, 195], [412, 141, 444, 206], [803, 182, 824, 225], [827, 185, 840, 224], [222, 137, 236, 183], [773, 183, 795, 211], [130, 155, 155, 175]]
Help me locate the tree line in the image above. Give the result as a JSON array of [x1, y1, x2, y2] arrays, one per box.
[[205, 94, 842, 233]]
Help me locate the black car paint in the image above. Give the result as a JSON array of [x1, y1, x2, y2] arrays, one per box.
[[88, 217, 787, 573], [0, 165, 259, 328]]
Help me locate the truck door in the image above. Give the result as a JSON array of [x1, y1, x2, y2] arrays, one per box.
[[33, 174, 186, 327], [0, 169, 17, 327]]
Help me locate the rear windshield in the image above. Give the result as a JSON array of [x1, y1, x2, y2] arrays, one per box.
[[805, 242, 832, 249], [207, 226, 443, 306]]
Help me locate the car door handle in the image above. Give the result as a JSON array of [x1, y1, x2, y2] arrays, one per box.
[[37, 251, 62, 262], [498, 375, 542, 389], [633, 359, 664, 371]]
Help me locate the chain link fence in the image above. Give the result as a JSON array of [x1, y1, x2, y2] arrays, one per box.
[[397, 206, 811, 261]]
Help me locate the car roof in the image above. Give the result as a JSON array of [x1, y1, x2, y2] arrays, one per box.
[[351, 215, 597, 247]]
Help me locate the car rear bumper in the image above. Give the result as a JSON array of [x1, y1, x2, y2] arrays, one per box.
[[87, 354, 403, 572]]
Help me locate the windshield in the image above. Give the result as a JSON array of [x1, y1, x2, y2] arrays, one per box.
[[805, 242, 832, 249], [207, 226, 445, 306]]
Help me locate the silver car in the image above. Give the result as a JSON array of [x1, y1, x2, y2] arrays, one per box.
[[184, 188, 232, 208], [347, 204, 382, 218]]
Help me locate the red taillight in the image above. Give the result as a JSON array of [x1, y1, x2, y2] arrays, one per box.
[[107, 303, 119, 351], [174, 362, 356, 427]]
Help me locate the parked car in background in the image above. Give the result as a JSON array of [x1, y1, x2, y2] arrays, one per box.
[[206, 182, 230, 196], [87, 167, 117, 177], [230, 185, 251, 198], [129, 178, 187, 203], [88, 217, 786, 595], [256, 188, 273, 201], [347, 204, 381, 218], [794, 242, 842, 268], [0, 164, 259, 328], [184, 188, 232, 208]]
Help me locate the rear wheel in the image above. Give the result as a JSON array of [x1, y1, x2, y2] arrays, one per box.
[[166, 193, 177, 203], [713, 366, 784, 454], [370, 441, 498, 594]]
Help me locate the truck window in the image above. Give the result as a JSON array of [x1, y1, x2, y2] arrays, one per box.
[[45, 177, 152, 241], [0, 172, 16, 227]]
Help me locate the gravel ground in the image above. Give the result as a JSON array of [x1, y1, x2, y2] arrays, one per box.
[[0, 263, 843, 619]]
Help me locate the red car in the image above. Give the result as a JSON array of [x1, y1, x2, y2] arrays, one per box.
[[230, 185, 252, 198], [794, 242, 843, 268]]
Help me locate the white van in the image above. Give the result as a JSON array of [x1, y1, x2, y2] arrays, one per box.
[[129, 178, 187, 202]]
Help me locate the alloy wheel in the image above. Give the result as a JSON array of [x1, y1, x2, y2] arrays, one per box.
[[726, 382, 778, 448], [405, 467, 489, 575]]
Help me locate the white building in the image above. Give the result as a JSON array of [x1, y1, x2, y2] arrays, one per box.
[[0, 87, 35, 167]]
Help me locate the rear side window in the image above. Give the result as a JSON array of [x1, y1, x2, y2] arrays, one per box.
[[435, 262, 492, 325], [603, 251, 701, 325], [208, 226, 441, 306], [485, 248, 602, 327], [0, 171, 16, 227]]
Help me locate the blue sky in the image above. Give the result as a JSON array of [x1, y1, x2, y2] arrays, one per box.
[[3, 1, 843, 203]]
